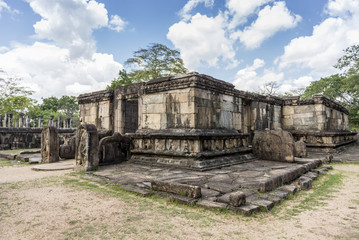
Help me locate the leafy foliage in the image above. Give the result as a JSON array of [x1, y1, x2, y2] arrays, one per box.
[[107, 43, 188, 89], [302, 45, 359, 130], [106, 70, 132, 90], [0, 70, 36, 118]]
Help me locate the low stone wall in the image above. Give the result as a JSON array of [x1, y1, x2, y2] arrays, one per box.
[[129, 129, 253, 170], [291, 130, 357, 152], [0, 127, 76, 150]]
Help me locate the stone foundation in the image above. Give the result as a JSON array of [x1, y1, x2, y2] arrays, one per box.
[[291, 130, 357, 152], [129, 129, 253, 170]]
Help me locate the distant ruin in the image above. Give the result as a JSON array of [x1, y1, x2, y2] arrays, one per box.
[[0, 114, 76, 150], [77, 72, 357, 170]]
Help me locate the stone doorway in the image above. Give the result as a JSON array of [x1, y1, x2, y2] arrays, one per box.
[[124, 99, 138, 133]]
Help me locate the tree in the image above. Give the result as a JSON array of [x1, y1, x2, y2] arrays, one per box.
[[302, 45, 359, 129], [0, 70, 36, 118], [39, 96, 79, 118], [259, 81, 279, 96], [106, 70, 132, 90], [107, 43, 188, 89]]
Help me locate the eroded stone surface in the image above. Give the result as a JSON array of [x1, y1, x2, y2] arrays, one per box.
[[74, 124, 99, 171], [41, 126, 59, 163]]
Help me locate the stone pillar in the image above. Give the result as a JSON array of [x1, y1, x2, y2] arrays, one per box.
[[39, 116, 44, 128], [70, 118, 73, 128], [26, 115, 31, 128], [0, 114, 2, 127], [19, 113, 24, 128], [33, 119, 37, 128], [58, 116, 62, 129], [54, 119, 58, 128], [14, 119, 18, 128], [41, 126, 59, 163], [75, 124, 99, 171], [49, 115, 54, 127], [8, 113, 13, 128]]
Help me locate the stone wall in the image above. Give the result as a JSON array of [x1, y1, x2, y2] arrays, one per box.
[[282, 95, 349, 131], [140, 75, 242, 131], [78, 90, 114, 131], [0, 127, 76, 150]]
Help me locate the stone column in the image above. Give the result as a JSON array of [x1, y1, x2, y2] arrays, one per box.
[[39, 116, 44, 128], [8, 113, 13, 128], [75, 124, 99, 171], [0, 114, 2, 127], [4, 114, 9, 127], [19, 113, 24, 128], [70, 118, 73, 128], [58, 116, 62, 129], [41, 126, 59, 163], [54, 119, 58, 128], [63, 120, 67, 129], [49, 115, 54, 127], [26, 115, 31, 128], [14, 119, 18, 128]]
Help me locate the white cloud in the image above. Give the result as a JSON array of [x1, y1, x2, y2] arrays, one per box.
[[0, 0, 125, 100], [278, 0, 359, 76], [179, 0, 214, 21], [108, 15, 127, 32], [235, 1, 301, 49], [168, 13, 239, 69], [226, 0, 272, 28], [27, 0, 110, 59], [0, 42, 122, 100], [326, 0, 359, 17], [0, 0, 19, 16], [232, 58, 283, 92]]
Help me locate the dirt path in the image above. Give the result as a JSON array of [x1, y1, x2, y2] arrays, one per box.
[[0, 164, 359, 240]]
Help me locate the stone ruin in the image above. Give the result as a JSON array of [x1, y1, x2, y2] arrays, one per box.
[[34, 72, 357, 214], [0, 113, 76, 150], [76, 72, 357, 171]]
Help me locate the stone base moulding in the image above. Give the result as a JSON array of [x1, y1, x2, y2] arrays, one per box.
[[129, 129, 253, 171], [291, 130, 357, 153]]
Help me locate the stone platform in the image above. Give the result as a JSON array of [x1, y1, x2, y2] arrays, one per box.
[[87, 156, 326, 214]]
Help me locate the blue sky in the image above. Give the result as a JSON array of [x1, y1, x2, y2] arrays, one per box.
[[0, 0, 359, 100]]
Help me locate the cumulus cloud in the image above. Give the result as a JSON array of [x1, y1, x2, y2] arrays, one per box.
[[278, 0, 359, 76], [0, 0, 19, 16], [226, 0, 272, 28], [108, 14, 127, 32], [232, 58, 283, 92], [168, 13, 239, 69], [0, 0, 125, 100], [169, 0, 301, 70], [179, 0, 214, 21], [235, 2, 301, 49], [27, 0, 110, 59], [0, 42, 122, 99]]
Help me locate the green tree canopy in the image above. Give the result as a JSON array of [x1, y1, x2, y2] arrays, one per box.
[[302, 45, 359, 129], [107, 43, 188, 89], [0, 70, 36, 118]]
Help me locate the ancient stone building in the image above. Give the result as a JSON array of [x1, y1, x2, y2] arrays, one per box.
[[78, 72, 356, 169]]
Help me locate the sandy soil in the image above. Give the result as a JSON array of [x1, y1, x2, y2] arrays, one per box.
[[1, 164, 359, 240]]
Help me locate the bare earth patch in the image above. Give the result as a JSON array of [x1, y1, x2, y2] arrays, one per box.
[[1, 164, 359, 240]]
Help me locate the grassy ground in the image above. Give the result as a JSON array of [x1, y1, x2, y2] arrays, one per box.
[[0, 148, 40, 155]]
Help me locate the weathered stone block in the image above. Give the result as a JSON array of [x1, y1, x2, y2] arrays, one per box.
[[229, 191, 246, 207], [41, 126, 59, 163], [151, 181, 201, 198], [252, 129, 295, 162], [197, 200, 228, 210], [75, 124, 99, 171], [294, 141, 307, 157], [298, 176, 312, 190]]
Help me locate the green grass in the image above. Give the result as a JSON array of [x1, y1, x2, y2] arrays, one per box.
[[274, 171, 344, 219], [0, 159, 30, 167], [0, 148, 40, 155]]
